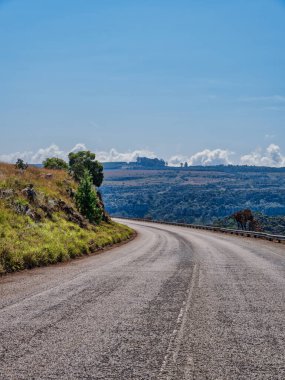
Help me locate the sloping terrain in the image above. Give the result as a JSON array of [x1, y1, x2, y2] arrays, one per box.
[[0, 163, 133, 273], [101, 166, 285, 233]]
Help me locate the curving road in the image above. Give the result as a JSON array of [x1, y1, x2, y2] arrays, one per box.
[[0, 219, 285, 379]]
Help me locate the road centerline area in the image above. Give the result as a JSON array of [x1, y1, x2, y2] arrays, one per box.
[[159, 264, 198, 379], [1, 219, 285, 380]]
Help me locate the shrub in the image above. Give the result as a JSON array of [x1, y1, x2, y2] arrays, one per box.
[[15, 158, 28, 170], [68, 151, 103, 187], [43, 157, 68, 170], [75, 170, 102, 224]]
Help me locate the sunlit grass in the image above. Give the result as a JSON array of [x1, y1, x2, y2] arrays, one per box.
[[0, 163, 133, 274]]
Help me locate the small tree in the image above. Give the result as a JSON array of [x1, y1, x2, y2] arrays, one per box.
[[15, 158, 28, 170], [75, 170, 102, 224], [43, 157, 68, 170], [68, 151, 104, 187], [231, 209, 255, 231]]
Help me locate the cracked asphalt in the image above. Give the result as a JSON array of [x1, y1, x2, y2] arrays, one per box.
[[0, 219, 285, 379]]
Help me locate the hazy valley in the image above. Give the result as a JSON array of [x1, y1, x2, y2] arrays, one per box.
[[101, 163, 285, 234]]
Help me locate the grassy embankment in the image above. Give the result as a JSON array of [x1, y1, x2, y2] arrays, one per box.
[[0, 163, 133, 274]]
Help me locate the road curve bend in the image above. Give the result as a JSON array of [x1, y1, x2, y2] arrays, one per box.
[[0, 219, 285, 379]]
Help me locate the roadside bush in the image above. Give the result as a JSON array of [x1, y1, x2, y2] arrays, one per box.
[[75, 170, 102, 224]]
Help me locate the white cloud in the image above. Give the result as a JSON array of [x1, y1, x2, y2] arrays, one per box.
[[70, 143, 88, 153], [30, 144, 65, 163], [167, 155, 187, 166], [0, 144, 156, 164], [0, 143, 87, 164], [0, 150, 33, 164], [240, 144, 285, 167], [189, 148, 233, 166], [168, 149, 233, 166], [96, 148, 156, 163], [1, 144, 285, 168]]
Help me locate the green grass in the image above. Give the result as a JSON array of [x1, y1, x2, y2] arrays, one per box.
[[0, 163, 134, 274], [0, 213, 133, 273]]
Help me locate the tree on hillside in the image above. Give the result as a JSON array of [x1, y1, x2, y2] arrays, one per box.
[[231, 209, 262, 231], [15, 158, 28, 170], [75, 170, 102, 224], [43, 157, 68, 170], [68, 151, 104, 187]]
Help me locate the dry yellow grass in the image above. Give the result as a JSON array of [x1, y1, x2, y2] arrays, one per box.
[[0, 163, 133, 274], [0, 162, 75, 203]]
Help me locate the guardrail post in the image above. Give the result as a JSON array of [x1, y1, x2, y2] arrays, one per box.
[[116, 216, 285, 244]]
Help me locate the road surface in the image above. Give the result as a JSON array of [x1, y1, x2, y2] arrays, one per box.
[[0, 219, 285, 379]]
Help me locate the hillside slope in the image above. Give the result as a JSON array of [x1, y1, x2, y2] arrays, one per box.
[[0, 163, 133, 274], [101, 166, 285, 233]]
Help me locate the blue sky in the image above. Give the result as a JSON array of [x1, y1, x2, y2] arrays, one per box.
[[0, 0, 285, 165]]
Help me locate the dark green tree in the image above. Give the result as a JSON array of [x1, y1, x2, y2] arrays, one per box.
[[43, 157, 68, 170], [68, 151, 104, 187], [75, 170, 102, 224], [15, 158, 28, 170]]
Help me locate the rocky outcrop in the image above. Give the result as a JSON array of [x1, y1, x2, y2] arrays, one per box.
[[57, 200, 87, 228], [22, 184, 37, 203], [0, 189, 14, 199]]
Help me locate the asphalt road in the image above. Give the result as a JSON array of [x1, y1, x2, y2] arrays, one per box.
[[1, 219, 285, 380]]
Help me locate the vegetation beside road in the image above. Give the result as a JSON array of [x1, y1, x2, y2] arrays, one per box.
[[101, 158, 285, 235], [214, 211, 285, 235], [0, 162, 133, 274]]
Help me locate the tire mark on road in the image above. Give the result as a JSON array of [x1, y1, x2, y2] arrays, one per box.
[[158, 263, 199, 379]]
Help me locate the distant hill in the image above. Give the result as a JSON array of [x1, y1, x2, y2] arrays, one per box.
[[102, 159, 285, 173], [101, 164, 285, 234], [103, 157, 167, 170]]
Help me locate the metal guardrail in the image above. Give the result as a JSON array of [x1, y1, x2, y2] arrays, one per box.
[[116, 217, 285, 244]]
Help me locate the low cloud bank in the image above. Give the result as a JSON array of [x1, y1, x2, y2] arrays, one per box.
[[240, 144, 285, 167], [1, 144, 285, 168], [96, 149, 157, 163], [0, 144, 157, 165], [168, 149, 233, 166], [0, 143, 87, 165]]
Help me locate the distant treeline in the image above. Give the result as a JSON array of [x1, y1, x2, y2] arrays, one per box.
[[102, 157, 285, 172], [101, 163, 285, 235]]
